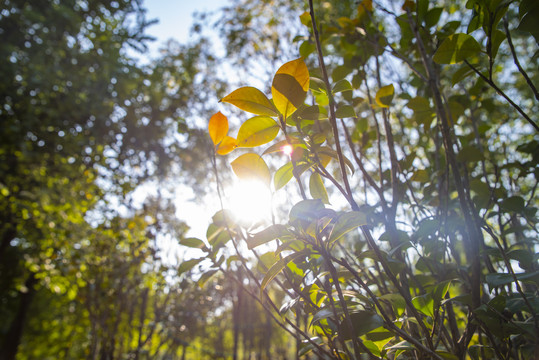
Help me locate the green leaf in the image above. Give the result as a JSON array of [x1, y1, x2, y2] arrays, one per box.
[[263, 138, 301, 155], [332, 79, 353, 94], [230, 153, 271, 186], [236, 116, 280, 147], [289, 199, 326, 227], [375, 84, 395, 108], [221, 86, 278, 116], [500, 196, 525, 213], [406, 96, 434, 125], [178, 258, 204, 275], [329, 211, 367, 243], [451, 65, 475, 85], [490, 29, 506, 60], [309, 77, 327, 93], [335, 104, 356, 118], [299, 11, 311, 27], [206, 224, 231, 248], [309, 172, 329, 204], [485, 271, 539, 288], [180, 237, 206, 249], [296, 105, 328, 120], [431, 280, 452, 306], [212, 209, 236, 227], [425, 7, 443, 28], [248, 224, 291, 249], [457, 145, 484, 162], [197, 269, 219, 287], [274, 162, 294, 190], [332, 65, 353, 82], [410, 169, 429, 183], [379, 293, 406, 317], [412, 293, 434, 317], [433, 33, 481, 64], [260, 250, 307, 294], [299, 41, 316, 58], [272, 58, 310, 118], [311, 307, 335, 325], [340, 311, 385, 340]]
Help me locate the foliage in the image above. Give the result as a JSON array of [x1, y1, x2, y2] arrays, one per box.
[[0, 0, 225, 358], [200, 0, 539, 359], [1, 0, 538, 359]]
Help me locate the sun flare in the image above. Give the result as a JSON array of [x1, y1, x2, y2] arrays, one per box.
[[228, 180, 272, 224]]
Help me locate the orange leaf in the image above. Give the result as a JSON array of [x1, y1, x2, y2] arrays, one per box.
[[216, 136, 237, 155], [209, 112, 228, 146]]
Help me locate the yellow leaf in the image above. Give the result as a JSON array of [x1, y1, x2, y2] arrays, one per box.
[[221, 87, 278, 116], [375, 84, 395, 108], [237, 116, 280, 148], [208, 112, 228, 146], [230, 153, 271, 186], [216, 136, 237, 155], [271, 58, 310, 119]]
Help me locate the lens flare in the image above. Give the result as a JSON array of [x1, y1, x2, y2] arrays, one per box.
[[282, 144, 293, 156]]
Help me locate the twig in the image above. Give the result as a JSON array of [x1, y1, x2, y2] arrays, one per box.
[[464, 60, 538, 132], [503, 17, 539, 101]]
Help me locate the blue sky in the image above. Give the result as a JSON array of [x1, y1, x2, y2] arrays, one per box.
[[143, 0, 228, 53]]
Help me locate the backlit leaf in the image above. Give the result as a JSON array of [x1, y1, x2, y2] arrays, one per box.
[[299, 11, 311, 27], [180, 237, 206, 249], [260, 250, 308, 295], [433, 33, 481, 64], [208, 112, 228, 146], [272, 58, 310, 118], [375, 84, 395, 108], [329, 211, 366, 243], [263, 138, 302, 155], [274, 161, 310, 190], [216, 136, 237, 155], [230, 153, 271, 186], [178, 258, 204, 275], [237, 116, 280, 147], [248, 224, 291, 249], [309, 172, 329, 204], [197, 269, 219, 287], [221, 86, 278, 116], [412, 293, 434, 317]]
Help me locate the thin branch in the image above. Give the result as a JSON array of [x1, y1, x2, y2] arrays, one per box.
[[309, 0, 357, 208], [464, 60, 539, 132], [503, 16, 539, 101]]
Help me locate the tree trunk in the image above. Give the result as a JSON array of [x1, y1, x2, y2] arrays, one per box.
[[180, 344, 187, 360], [0, 272, 37, 360]]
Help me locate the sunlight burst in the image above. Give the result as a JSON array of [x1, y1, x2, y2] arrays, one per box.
[[282, 144, 293, 156], [229, 180, 272, 224]]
